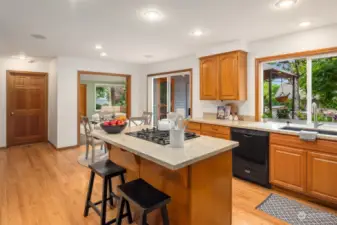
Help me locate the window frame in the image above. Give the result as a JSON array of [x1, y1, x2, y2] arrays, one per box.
[[260, 52, 337, 125], [94, 83, 126, 111]]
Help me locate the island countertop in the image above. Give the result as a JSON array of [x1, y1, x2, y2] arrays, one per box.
[[91, 126, 239, 170]]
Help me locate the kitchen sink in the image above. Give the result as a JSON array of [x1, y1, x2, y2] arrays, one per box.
[[280, 126, 337, 136]]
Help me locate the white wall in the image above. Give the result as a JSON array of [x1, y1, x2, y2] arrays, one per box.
[[56, 57, 146, 148], [0, 57, 51, 147], [48, 59, 58, 147], [145, 24, 337, 119]]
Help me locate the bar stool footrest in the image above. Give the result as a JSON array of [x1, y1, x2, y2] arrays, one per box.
[[105, 213, 132, 225]]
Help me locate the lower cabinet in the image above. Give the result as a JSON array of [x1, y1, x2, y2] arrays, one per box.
[[270, 144, 307, 193], [270, 133, 337, 205], [307, 151, 337, 204]]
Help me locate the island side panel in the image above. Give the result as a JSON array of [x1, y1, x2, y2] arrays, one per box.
[[140, 158, 191, 225], [108, 144, 141, 182], [108, 145, 143, 222], [190, 150, 232, 225]]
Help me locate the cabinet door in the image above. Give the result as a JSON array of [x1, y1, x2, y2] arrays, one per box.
[[307, 151, 337, 204], [218, 53, 238, 100], [270, 144, 307, 193], [200, 56, 218, 100]]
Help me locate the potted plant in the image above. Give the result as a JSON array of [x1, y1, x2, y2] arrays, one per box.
[[262, 113, 272, 123]]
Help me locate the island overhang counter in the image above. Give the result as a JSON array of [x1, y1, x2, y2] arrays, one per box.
[[92, 126, 239, 225]]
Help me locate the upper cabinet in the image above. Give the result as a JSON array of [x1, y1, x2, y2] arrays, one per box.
[[200, 55, 218, 100], [199, 51, 247, 101]]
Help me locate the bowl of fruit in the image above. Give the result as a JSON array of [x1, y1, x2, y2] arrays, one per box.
[[100, 116, 128, 134]]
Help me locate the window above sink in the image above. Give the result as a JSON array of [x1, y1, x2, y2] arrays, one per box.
[[261, 52, 337, 126]]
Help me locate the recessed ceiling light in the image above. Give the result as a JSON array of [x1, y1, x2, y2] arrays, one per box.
[[141, 9, 163, 22], [191, 29, 203, 37], [299, 21, 311, 27], [144, 54, 153, 59], [275, 0, 297, 8], [30, 34, 47, 40], [12, 52, 27, 60], [95, 44, 102, 50], [100, 52, 107, 57]]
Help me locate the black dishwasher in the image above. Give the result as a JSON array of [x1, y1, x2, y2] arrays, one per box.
[[231, 128, 270, 188]]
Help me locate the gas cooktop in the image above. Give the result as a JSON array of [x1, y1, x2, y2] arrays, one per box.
[[125, 128, 199, 145]]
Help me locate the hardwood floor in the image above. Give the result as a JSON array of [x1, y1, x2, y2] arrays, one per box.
[[0, 143, 336, 225]]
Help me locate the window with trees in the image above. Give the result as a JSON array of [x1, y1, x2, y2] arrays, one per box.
[[95, 84, 126, 111], [262, 53, 337, 124]]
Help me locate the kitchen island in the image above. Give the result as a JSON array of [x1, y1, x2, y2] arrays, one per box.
[[92, 126, 239, 225]]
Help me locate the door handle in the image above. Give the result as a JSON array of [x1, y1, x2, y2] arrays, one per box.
[[10, 112, 15, 116]]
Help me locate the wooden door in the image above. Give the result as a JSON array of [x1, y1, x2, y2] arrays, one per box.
[[218, 53, 238, 100], [7, 71, 48, 146], [79, 84, 87, 117], [270, 144, 307, 193], [200, 56, 218, 100], [307, 151, 337, 204]]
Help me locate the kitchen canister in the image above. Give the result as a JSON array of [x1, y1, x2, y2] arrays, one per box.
[[169, 129, 184, 148]]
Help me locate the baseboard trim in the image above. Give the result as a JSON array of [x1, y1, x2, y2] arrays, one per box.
[[0, 146, 7, 151], [48, 141, 57, 150], [48, 141, 79, 150], [57, 145, 79, 150]]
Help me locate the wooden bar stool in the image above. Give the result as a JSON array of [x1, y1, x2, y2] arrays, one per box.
[[115, 178, 171, 225], [84, 160, 133, 225]]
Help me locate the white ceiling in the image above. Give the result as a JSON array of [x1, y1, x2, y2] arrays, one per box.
[[1, 0, 337, 64]]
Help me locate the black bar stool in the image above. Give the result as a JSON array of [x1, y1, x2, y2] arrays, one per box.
[[84, 160, 133, 225], [115, 178, 171, 225]]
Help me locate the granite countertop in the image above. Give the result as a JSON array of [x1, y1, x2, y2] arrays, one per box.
[[189, 118, 337, 141], [91, 126, 239, 171]]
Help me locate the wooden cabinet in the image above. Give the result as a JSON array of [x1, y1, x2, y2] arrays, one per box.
[[186, 122, 230, 140], [218, 53, 238, 100], [270, 133, 337, 205], [307, 151, 337, 204], [199, 51, 247, 101], [270, 144, 307, 193], [200, 56, 218, 100]]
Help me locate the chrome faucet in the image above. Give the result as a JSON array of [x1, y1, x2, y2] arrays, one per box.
[[312, 102, 323, 129]]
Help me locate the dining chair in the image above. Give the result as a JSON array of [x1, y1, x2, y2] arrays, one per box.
[[128, 111, 153, 127], [82, 117, 107, 163]]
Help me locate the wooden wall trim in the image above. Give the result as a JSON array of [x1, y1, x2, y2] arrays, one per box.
[[77, 70, 132, 146], [198, 50, 248, 60], [147, 68, 193, 77], [255, 47, 337, 121], [49, 141, 78, 150], [146, 68, 193, 117], [78, 70, 131, 77]]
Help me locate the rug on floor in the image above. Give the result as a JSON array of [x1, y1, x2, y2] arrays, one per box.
[[77, 149, 108, 167], [256, 193, 337, 225]]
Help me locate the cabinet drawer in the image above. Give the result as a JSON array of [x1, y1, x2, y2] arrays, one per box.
[[270, 133, 337, 155], [214, 133, 230, 140], [200, 131, 230, 140], [187, 122, 201, 131], [201, 123, 230, 135], [186, 129, 201, 135]]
